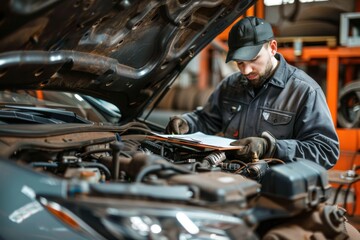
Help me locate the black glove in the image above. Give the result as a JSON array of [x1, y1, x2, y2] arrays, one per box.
[[165, 116, 189, 134], [230, 131, 276, 161]]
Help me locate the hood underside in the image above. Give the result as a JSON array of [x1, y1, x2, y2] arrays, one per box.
[[0, 0, 255, 123]]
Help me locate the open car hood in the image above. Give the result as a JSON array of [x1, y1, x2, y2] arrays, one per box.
[[0, 0, 255, 123]]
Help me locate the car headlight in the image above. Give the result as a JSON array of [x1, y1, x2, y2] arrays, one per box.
[[40, 196, 256, 239], [101, 206, 255, 240]]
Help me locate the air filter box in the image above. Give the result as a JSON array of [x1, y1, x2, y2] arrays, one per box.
[[260, 159, 331, 210]]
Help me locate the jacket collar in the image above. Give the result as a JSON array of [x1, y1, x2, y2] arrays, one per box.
[[267, 53, 290, 88]]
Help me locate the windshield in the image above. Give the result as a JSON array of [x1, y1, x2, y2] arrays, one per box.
[[0, 90, 120, 123]]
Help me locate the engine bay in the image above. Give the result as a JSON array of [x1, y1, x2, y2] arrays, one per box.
[[1, 121, 357, 239], [0, 121, 329, 206], [1, 121, 283, 186]]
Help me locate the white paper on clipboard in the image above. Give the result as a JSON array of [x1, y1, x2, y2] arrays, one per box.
[[147, 131, 244, 150]]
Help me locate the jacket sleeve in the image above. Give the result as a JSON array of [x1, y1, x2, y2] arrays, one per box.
[[181, 81, 225, 135], [275, 88, 339, 169]]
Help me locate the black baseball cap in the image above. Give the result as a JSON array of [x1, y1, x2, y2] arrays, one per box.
[[226, 17, 274, 63]]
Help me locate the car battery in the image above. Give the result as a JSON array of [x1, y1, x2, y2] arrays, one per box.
[[260, 159, 332, 210]]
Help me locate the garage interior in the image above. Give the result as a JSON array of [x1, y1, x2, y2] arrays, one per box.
[[146, 0, 360, 230]]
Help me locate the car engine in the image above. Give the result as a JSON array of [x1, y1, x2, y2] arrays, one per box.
[[1, 121, 358, 240]]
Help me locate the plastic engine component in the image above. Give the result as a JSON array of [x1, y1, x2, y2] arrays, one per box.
[[260, 159, 331, 209], [168, 171, 260, 206]]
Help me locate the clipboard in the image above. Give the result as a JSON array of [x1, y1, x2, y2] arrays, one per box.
[[147, 131, 245, 151]]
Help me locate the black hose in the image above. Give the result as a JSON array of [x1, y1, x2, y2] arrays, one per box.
[[135, 164, 193, 183], [343, 177, 360, 216], [332, 184, 344, 205], [192, 162, 203, 172], [135, 165, 163, 182], [77, 162, 112, 180], [110, 142, 124, 181]]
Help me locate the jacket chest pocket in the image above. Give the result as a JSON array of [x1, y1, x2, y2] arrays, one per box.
[[259, 109, 294, 139]]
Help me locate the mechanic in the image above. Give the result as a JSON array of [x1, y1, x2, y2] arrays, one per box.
[[165, 16, 339, 169]]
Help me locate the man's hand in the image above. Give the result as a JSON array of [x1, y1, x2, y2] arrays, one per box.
[[230, 131, 276, 160], [165, 116, 189, 134]]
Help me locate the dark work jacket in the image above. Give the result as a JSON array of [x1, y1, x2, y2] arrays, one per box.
[[183, 53, 339, 169]]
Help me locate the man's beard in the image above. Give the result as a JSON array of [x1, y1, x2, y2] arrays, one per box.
[[246, 58, 273, 88]]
